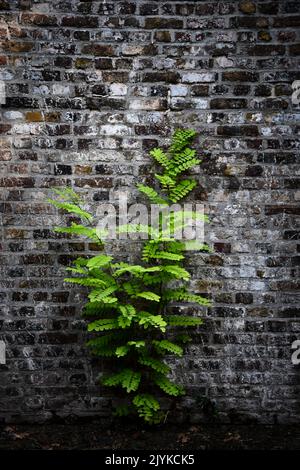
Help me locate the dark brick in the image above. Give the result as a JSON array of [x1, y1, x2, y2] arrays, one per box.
[[254, 84, 272, 97], [289, 44, 300, 55], [142, 72, 180, 84], [39, 333, 78, 344], [232, 16, 269, 28], [139, 3, 159, 15], [20, 13, 58, 26], [283, 231, 300, 240], [154, 31, 172, 42], [236, 293, 253, 304], [54, 164, 72, 176], [223, 71, 259, 82], [273, 16, 300, 27], [217, 125, 259, 136], [210, 99, 247, 109], [258, 2, 279, 14], [0, 177, 35, 188], [81, 44, 115, 56], [214, 243, 231, 254], [119, 2, 136, 14], [248, 45, 285, 56], [145, 18, 183, 29], [61, 16, 99, 28], [265, 205, 300, 215], [245, 165, 264, 177], [22, 254, 53, 265]]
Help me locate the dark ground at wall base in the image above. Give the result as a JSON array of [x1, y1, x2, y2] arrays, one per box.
[[0, 423, 299, 450]]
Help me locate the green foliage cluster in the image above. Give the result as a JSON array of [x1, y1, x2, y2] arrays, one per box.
[[48, 129, 210, 423]]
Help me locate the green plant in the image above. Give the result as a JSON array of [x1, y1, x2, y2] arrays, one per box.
[[48, 128, 211, 424]]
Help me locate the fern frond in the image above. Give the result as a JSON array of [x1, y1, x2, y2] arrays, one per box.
[[133, 394, 161, 423], [113, 264, 161, 277], [150, 251, 184, 262], [138, 356, 170, 375], [169, 179, 197, 203], [48, 199, 93, 221], [87, 318, 119, 332], [152, 339, 183, 357], [169, 128, 197, 155], [153, 373, 185, 396], [115, 345, 130, 357], [88, 286, 118, 303], [162, 265, 190, 281], [149, 147, 170, 169], [83, 301, 116, 316], [155, 173, 176, 189], [117, 305, 136, 329], [54, 223, 100, 242], [136, 312, 167, 332], [64, 277, 106, 288], [121, 369, 141, 393], [163, 288, 211, 306], [137, 183, 168, 205], [135, 291, 161, 302], [86, 254, 112, 268]]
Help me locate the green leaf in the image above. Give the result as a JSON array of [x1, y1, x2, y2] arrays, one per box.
[[104, 369, 141, 393], [48, 199, 93, 221], [166, 315, 203, 327], [88, 287, 118, 304], [64, 277, 107, 288], [137, 312, 167, 332], [133, 394, 161, 423], [136, 183, 168, 205], [153, 373, 185, 397], [169, 179, 197, 203], [152, 340, 183, 357], [117, 315, 132, 329], [135, 291, 161, 302], [87, 318, 119, 332], [162, 265, 190, 281], [121, 369, 141, 393], [163, 288, 211, 306], [86, 254, 113, 268], [149, 251, 184, 261], [115, 345, 130, 357], [149, 148, 170, 169], [138, 356, 170, 375], [54, 223, 100, 242]]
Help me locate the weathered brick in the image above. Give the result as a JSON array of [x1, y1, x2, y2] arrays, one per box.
[[145, 17, 183, 29], [210, 99, 247, 109], [20, 13, 58, 26], [273, 16, 300, 27], [223, 71, 259, 82], [61, 16, 98, 28], [239, 1, 256, 14], [81, 44, 114, 56], [247, 45, 285, 56]]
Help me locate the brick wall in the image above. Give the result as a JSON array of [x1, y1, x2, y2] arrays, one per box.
[[0, 0, 299, 424]]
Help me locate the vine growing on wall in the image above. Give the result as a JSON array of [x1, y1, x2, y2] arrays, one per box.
[[48, 129, 210, 423]]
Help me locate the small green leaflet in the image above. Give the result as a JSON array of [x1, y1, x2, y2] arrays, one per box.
[[135, 291, 161, 302], [86, 254, 112, 268]]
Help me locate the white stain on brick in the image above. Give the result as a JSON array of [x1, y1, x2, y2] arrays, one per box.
[[182, 72, 215, 83]]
